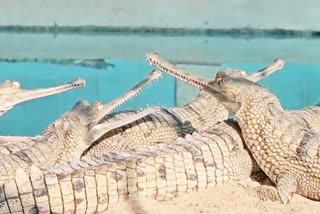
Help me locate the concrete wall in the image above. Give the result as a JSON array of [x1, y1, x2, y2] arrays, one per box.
[[1, 0, 319, 30]]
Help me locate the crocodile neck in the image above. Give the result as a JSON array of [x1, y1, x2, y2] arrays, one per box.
[[172, 90, 228, 128], [235, 87, 284, 147], [234, 87, 285, 182]]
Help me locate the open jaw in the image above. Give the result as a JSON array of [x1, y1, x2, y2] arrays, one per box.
[[0, 78, 86, 116], [146, 53, 284, 91]]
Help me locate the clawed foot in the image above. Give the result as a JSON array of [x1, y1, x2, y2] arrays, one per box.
[[238, 180, 281, 202]]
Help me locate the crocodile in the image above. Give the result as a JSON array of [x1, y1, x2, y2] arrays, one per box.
[[146, 52, 320, 133], [0, 78, 85, 116], [0, 71, 162, 183], [210, 72, 320, 204], [146, 53, 320, 203], [81, 57, 283, 160], [0, 78, 86, 147], [0, 58, 115, 70], [0, 121, 261, 214]]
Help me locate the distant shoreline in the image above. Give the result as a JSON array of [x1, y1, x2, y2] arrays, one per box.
[[0, 26, 319, 39]]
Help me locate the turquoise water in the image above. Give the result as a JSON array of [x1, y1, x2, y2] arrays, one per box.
[[0, 60, 175, 136], [0, 60, 319, 136]]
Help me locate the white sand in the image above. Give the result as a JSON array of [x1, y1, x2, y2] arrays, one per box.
[[106, 181, 320, 214]]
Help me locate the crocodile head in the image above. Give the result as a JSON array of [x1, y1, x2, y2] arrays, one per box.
[[0, 78, 85, 116], [39, 100, 161, 170], [146, 53, 284, 84], [38, 70, 162, 168], [146, 53, 284, 113], [213, 71, 284, 116], [213, 72, 259, 112], [0, 80, 22, 115]]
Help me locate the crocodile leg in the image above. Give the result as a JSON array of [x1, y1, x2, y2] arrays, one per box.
[[0, 78, 85, 116]]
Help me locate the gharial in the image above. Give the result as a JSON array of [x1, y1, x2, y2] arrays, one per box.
[[146, 53, 320, 133], [211, 71, 320, 204], [148, 53, 320, 204], [0, 78, 86, 145], [0, 70, 163, 184], [0, 78, 85, 117]]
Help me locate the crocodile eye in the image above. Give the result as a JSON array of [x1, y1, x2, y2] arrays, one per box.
[[12, 81, 21, 88], [215, 72, 225, 84], [216, 76, 224, 86], [216, 72, 223, 78]]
